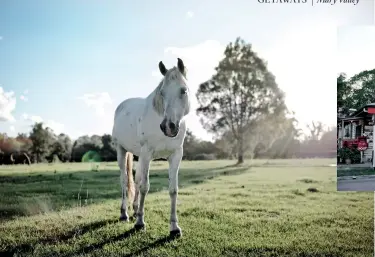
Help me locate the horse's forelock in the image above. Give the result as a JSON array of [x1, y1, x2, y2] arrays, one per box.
[[165, 67, 187, 83]]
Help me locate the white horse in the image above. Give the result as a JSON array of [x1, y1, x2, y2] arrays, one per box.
[[112, 58, 190, 237]]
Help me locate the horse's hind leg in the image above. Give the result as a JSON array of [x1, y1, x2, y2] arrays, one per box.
[[117, 145, 129, 221], [132, 161, 141, 218]]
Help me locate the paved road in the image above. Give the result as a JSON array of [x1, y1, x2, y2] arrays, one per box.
[[337, 177, 375, 191]]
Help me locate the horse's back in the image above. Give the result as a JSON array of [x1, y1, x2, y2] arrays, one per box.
[[114, 97, 145, 119], [112, 97, 146, 155]]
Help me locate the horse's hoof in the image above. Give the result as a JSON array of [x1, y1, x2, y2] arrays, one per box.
[[169, 229, 182, 238], [134, 223, 145, 231], [119, 215, 129, 222]]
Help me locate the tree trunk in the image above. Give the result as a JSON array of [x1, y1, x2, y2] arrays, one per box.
[[237, 138, 244, 164], [23, 153, 31, 165]]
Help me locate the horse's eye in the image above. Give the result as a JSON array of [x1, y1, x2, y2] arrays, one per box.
[[180, 88, 187, 95]]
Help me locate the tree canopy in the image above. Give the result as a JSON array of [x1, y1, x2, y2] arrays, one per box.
[[196, 37, 290, 163], [337, 69, 375, 117]]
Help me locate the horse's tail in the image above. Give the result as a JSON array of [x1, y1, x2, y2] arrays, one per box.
[[125, 152, 135, 204]]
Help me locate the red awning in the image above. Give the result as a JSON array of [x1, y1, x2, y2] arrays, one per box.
[[368, 107, 375, 114]]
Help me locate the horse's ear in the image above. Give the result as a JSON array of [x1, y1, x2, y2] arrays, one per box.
[[177, 58, 185, 76], [159, 61, 168, 76]]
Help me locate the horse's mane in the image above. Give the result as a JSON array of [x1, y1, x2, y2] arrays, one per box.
[[152, 80, 165, 116]]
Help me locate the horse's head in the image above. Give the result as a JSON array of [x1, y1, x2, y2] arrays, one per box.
[[156, 58, 190, 138]]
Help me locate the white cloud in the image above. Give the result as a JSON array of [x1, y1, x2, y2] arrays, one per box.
[[151, 70, 162, 78], [9, 125, 15, 132], [20, 95, 28, 101], [45, 120, 65, 135], [30, 115, 43, 123], [0, 87, 16, 122], [22, 113, 43, 123], [78, 92, 112, 116], [21, 113, 65, 134], [186, 11, 194, 19]]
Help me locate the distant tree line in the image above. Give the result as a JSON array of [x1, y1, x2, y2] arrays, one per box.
[[0, 120, 335, 165]]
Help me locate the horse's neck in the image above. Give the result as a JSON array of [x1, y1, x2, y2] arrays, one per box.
[[147, 80, 162, 99], [146, 85, 159, 102]]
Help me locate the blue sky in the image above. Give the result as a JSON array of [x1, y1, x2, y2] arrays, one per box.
[[0, 0, 373, 140], [337, 26, 375, 77]]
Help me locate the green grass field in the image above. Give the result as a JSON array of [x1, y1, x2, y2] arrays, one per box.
[[0, 159, 373, 257]]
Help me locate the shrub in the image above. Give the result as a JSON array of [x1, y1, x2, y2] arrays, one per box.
[[193, 153, 216, 160], [338, 147, 361, 164]]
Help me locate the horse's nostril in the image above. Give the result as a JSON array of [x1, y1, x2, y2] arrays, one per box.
[[169, 122, 176, 131]]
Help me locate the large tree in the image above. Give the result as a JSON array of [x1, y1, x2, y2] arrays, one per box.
[[100, 134, 116, 161], [348, 69, 375, 109], [196, 37, 287, 163], [29, 123, 55, 163], [337, 69, 375, 116], [71, 135, 103, 162], [306, 121, 324, 141], [47, 133, 73, 162]]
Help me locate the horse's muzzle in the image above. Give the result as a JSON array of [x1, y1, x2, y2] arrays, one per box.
[[160, 119, 179, 137]]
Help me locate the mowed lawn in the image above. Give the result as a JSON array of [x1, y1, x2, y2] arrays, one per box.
[[0, 159, 373, 257]]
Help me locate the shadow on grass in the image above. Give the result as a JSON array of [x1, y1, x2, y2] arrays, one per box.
[[122, 236, 176, 257], [58, 227, 140, 257], [2, 221, 178, 257], [60, 231, 176, 257], [0, 165, 249, 256], [0, 219, 119, 257]]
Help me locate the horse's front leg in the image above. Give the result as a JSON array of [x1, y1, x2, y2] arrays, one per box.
[[134, 147, 152, 230], [168, 147, 183, 237]]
